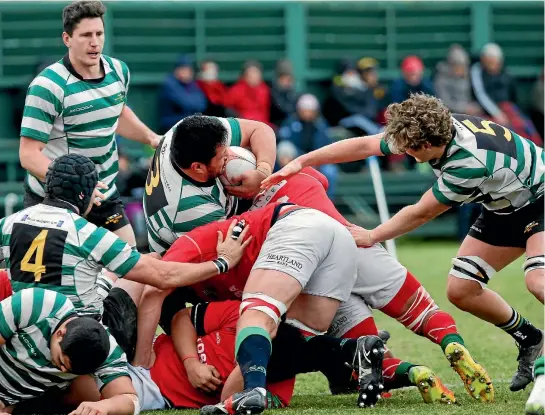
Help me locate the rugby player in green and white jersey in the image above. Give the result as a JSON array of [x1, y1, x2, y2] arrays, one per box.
[[19, 1, 161, 247], [0, 155, 251, 365], [264, 93, 544, 394], [0, 287, 136, 415], [143, 114, 276, 255]]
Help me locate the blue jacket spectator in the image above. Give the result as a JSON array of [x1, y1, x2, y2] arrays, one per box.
[[158, 55, 207, 133], [390, 56, 435, 103], [278, 94, 338, 198]]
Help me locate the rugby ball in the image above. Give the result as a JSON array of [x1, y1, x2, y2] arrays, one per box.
[[220, 146, 257, 186]]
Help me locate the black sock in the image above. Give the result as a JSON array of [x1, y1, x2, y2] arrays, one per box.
[[496, 308, 543, 348], [236, 327, 272, 390]]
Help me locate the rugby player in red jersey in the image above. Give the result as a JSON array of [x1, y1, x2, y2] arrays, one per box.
[[130, 300, 384, 412], [0, 269, 11, 301]]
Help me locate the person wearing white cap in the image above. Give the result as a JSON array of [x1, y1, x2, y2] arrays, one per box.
[[277, 94, 338, 198], [470, 43, 542, 144]]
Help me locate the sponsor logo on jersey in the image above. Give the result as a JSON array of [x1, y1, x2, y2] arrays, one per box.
[[20, 333, 37, 357], [67, 105, 94, 115], [229, 285, 243, 298], [524, 221, 539, 234], [21, 215, 29, 222], [56, 220, 64, 228], [265, 254, 303, 271], [114, 92, 125, 103]]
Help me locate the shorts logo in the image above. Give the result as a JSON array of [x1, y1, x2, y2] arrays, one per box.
[[524, 221, 538, 234], [265, 254, 303, 271], [105, 213, 123, 225], [470, 225, 482, 233]]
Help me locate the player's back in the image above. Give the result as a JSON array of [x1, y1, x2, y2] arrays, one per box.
[[162, 203, 285, 300], [437, 114, 544, 212], [0, 202, 133, 315], [251, 167, 349, 225]]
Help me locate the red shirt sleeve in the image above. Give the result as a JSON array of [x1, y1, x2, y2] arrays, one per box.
[[190, 300, 240, 336], [0, 270, 11, 302]]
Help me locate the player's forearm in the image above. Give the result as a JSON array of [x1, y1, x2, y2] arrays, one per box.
[[126, 256, 218, 290], [370, 204, 433, 243], [133, 286, 168, 367], [298, 133, 385, 168], [93, 394, 136, 415], [116, 106, 158, 146], [249, 126, 276, 175], [172, 311, 199, 364]]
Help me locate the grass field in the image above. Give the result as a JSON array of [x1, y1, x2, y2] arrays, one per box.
[[144, 240, 544, 415]]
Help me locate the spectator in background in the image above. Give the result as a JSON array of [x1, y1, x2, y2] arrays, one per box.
[[435, 44, 484, 116], [158, 55, 207, 133], [531, 70, 544, 139], [270, 59, 298, 126], [196, 60, 228, 117], [325, 59, 382, 135], [390, 56, 434, 103], [278, 94, 338, 198], [470, 43, 542, 144], [357, 57, 389, 120], [225, 60, 271, 124]]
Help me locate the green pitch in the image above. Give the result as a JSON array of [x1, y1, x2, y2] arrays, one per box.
[[144, 240, 544, 415]]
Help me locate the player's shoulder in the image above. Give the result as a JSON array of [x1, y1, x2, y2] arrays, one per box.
[[29, 59, 70, 93]]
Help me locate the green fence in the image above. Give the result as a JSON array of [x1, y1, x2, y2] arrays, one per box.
[[0, 0, 542, 136]]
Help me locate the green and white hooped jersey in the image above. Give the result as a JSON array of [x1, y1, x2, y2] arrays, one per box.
[[0, 288, 128, 406], [0, 201, 141, 316], [20, 54, 130, 200], [143, 117, 242, 254], [381, 114, 544, 214]]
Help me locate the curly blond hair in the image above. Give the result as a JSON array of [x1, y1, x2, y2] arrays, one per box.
[[384, 94, 453, 154]]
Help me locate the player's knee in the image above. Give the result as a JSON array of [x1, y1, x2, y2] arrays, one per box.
[[446, 276, 482, 309], [524, 256, 544, 301], [449, 255, 495, 288], [240, 293, 288, 329]]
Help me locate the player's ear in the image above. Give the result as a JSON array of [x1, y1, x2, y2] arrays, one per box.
[[62, 32, 71, 48], [191, 162, 207, 175]]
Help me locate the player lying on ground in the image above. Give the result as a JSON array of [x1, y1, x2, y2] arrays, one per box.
[[126, 301, 390, 412], [0, 288, 138, 415], [139, 167, 488, 403], [0, 154, 250, 362], [143, 114, 276, 255], [264, 93, 544, 393]]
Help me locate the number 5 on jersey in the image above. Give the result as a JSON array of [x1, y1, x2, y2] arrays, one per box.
[[21, 230, 47, 281]]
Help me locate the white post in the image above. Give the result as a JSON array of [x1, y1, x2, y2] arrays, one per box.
[[5, 193, 19, 217], [367, 156, 397, 259]]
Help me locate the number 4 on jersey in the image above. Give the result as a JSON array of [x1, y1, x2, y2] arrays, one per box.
[[21, 230, 48, 282]]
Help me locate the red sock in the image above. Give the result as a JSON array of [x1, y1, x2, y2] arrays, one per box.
[[341, 318, 379, 339], [422, 310, 462, 349]]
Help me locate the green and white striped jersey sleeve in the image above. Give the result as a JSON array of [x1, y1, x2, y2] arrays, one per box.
[[432, 164, 488, 206], [109, 57, 130, 97], [72, 217, 141, 277], [94, 333, 129, 388], [0, 288, 75, 341], [20, 69, 64, 143], [379, 138, 393, 156]]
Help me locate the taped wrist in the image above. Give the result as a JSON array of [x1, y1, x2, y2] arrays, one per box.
[[213, 257, 230, 274]]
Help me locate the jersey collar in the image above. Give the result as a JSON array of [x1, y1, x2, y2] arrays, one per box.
[[430, 126, 457, 168], [42, 197, 80, 214], [62, 53, 105, 84]]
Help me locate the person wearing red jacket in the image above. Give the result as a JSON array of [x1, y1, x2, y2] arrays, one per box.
[[197, 61, 228, 117], [225, 61, 271, 125]]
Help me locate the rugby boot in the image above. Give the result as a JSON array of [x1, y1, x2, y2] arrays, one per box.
[[511, 330, 544, 392], [328, 331, 390, 396], [408, 365, 456, 404], [351, 335, 386, 408], [200, 387, 266, 415], [445, 342, 494, 402]]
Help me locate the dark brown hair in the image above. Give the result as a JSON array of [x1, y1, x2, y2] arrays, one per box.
[[63, 1, 106, 36]]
